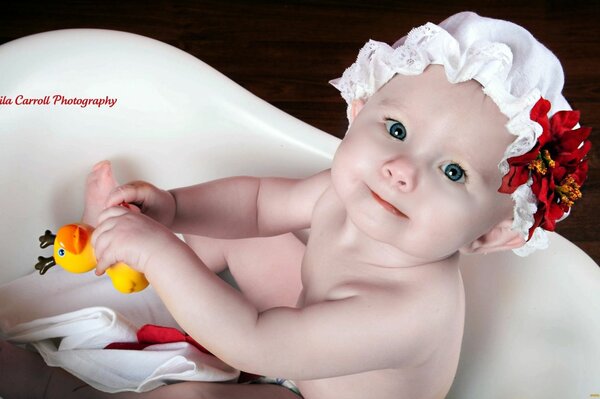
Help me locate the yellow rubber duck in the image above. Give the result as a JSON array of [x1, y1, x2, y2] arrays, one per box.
[[35, 223, 149, 294]]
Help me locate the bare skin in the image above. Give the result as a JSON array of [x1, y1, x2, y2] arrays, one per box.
[[1, 66, 524, 399], [89, 67, 522, 399]]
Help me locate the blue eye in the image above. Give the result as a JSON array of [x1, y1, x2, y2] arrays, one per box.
[[385, 119, 407, 141], [58, 248, 66, 257], [442, 163, 466, 183]]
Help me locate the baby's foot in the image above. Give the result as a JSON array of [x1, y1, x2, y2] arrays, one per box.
[[0, 340, 52, 399], [81, 160, 119, 226]]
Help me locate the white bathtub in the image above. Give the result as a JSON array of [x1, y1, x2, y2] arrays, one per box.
[[0, 30, 598, 398]]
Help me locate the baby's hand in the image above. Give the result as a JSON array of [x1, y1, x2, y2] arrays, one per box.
[[105, 181, 176, 227], [92, 206, 182, 276]]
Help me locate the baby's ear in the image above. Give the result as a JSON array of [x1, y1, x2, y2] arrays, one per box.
[[460, 219, 526, 255], [350, 99, 366, 123]]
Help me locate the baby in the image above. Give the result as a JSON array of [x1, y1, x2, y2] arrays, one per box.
[[0, 11, 590, 399]]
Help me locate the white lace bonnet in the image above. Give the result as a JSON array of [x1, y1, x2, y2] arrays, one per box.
[[331, 11, 572, 256]]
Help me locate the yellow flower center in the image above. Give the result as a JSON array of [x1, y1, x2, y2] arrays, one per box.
[[556, 175, 582, 207], [528, 149, 555, 175]]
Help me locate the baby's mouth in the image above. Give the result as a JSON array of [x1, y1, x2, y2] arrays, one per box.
[[371, 191, 407, 218]]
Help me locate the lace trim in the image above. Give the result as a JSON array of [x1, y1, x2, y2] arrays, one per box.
[[330, 21, 557, 256]]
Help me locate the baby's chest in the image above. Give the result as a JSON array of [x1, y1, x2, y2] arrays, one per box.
[[300, 241, 350, 304], [300, 203, 367, 304]]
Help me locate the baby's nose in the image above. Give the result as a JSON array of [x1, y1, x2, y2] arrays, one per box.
[[381, 157, 416, 192]]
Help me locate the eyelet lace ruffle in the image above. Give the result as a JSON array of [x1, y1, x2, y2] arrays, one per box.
[[331, 14, 571, 255]]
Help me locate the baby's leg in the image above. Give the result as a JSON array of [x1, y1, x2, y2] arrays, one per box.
[[0, 341, 298, 399], [185, 233, 305, 311], [81, 160, 118, 226]]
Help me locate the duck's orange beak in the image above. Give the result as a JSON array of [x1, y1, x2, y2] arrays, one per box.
[[56, 224, 90, 254]]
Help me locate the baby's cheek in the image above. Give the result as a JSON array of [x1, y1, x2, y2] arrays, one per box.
[[421, 201, 471, 243], [332, 144, 366, 184]]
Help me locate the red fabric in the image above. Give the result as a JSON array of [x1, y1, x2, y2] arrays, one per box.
[[105, 324, 213, 356]]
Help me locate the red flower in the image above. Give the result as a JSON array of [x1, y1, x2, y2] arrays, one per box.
[[499, 97, 591, 239]]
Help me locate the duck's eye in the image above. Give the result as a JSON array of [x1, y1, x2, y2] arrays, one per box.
[[385, 119, 407, 141], [57, 248, 66, 257], [442, 163, 466, 183]]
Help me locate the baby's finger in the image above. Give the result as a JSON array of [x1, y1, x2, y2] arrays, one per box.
[[92, 208, 129, 250], [92, 229, 111, 275], [95, 205, 129, 227], [94, 249, 112, 276], [91, 216, 112, 252], [122, 202, 142, 214], [105, 183, 145, 209], [93, 221, 128, 276], [104, 185, 133, 208]]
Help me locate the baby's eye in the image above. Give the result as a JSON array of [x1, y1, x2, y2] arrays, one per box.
[[385, 119, 407, 141], [441, 162, 466, 183]]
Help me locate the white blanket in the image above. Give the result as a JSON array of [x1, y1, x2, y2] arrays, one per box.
[[0, 268, 239, 392]]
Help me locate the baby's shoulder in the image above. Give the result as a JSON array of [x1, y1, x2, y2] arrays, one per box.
[[342, 265, 463, 327], [322, 275, 461, 366], [286, 169, 331, 210]]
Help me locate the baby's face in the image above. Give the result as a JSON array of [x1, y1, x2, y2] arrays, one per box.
[[331, 65, 515, 261]]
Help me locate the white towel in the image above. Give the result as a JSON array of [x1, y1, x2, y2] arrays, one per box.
[[3, 306, 239, 392], [0, 268, 240, 392]]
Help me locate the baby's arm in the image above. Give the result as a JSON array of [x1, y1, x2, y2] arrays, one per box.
[[169, 170, 330, 238], [146, 253, 432, 380], [109, 170, 330, 239]]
